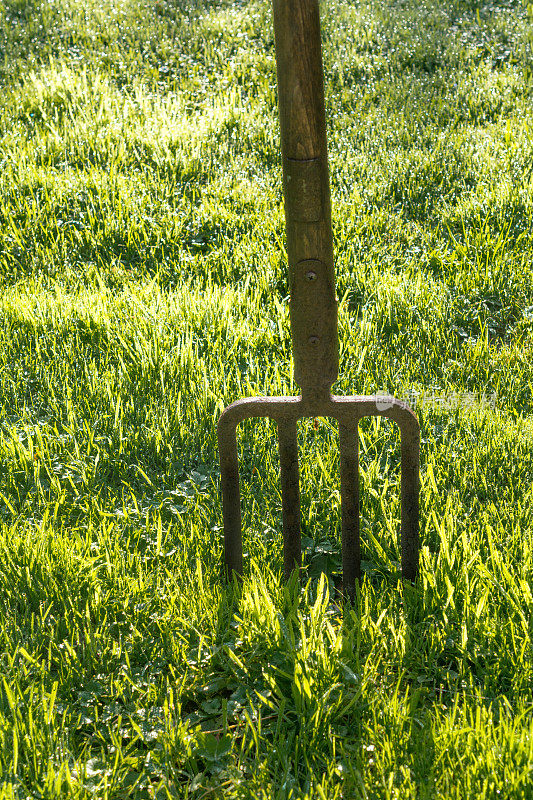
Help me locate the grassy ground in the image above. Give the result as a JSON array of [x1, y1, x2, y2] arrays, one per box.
[[0, 0, 533, 796]]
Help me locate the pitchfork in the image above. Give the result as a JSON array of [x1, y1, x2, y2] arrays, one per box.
[[218, 0, 419, 597]]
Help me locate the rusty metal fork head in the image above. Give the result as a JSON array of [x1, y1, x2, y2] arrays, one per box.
[[218, 393, 419, 598], [217, 0, 419, 597]]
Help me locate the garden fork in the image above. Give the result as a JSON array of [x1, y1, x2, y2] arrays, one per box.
[[218, 0, 419, 597]]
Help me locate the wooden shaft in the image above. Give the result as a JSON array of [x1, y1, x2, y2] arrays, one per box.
[[272, 0, 338, 397]]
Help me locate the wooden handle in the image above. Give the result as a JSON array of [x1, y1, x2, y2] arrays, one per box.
[[272, 0, 338, 397]]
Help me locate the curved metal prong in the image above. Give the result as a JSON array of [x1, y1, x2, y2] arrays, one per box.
[[218, 415, 242, 580], [357, 398, 420, 582]]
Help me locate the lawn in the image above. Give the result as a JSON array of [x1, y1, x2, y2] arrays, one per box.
[[0, 0, 532, 796]]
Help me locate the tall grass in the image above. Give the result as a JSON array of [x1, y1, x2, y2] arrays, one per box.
[[0, 0, 532, 796]]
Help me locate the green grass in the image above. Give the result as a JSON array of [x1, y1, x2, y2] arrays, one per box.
[[0, 0, 533, 796]]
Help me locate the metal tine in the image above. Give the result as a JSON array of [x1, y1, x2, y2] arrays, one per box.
[[219, 421, 243, 579], [339, 418, 361, 598], [278, 418, 301, 579], [400, 420, 419, 581]]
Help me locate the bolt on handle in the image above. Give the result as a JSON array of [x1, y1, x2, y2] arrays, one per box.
[[272, 0, 338, 398]]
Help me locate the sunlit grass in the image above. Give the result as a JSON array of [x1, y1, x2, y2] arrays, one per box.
[[0, 0, 532, 797]]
